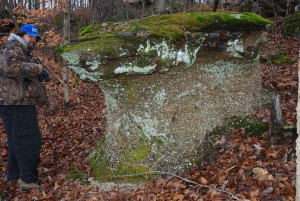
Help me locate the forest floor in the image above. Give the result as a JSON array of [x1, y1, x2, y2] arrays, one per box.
[[0, 17, 299, 200]]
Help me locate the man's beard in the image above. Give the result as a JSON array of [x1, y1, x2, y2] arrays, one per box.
[[28, 42, 36, 50]]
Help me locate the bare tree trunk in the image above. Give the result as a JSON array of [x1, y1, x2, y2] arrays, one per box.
[[114, 0, 125, 21], [63, 0, 71, 107], [156, 0, 166, 13], [268, 93, 285, 144], [90, 0, 113, 24], [286, 0, 291, 17], [4, 0, 20, 32], [0, 0, 6, 9], [296, 49, 300, 200], [169, 0, 173, 14], [142, 0, 145, 18], [213, 0, 219, 11], [34, 0, 40, 10], [23, 0, 27, 9], [151, 0, 154, 15], [184, 0, 193, 10]]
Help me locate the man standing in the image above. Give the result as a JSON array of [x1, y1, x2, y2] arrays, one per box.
[[0, 24, 49, 191]]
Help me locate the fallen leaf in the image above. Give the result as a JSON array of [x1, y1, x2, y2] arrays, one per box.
[[252, 167, 268, 178], [198, 177, 208, 185], [267, 151, 279, 159], [250, 188, 259, 196], [54, 182, 60, 190], [174, 193, 185, 200], [263, 187, 273, 194]]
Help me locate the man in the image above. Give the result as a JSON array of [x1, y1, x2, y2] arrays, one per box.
[[0, 24, 49, 192]]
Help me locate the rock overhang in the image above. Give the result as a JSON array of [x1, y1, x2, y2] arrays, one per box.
[[57, 12, 273, 81]]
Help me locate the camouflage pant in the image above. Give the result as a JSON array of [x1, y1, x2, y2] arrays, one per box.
[[0, 105, 41, 183]]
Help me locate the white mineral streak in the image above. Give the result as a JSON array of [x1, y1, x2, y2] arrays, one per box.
[[87, 60, 102, 71], [114, 63, 157, 74], [226, 39, 244, 58], [131, 114, 169, 140], [153, 89, 166, 108], [61, 52, 103, 81], [119, 47, 129, 57]]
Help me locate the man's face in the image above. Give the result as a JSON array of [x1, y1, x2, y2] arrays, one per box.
[[22, 34, 38, 50]]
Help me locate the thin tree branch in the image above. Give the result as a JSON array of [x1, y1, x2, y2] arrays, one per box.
[[106, 171, 242, 200]]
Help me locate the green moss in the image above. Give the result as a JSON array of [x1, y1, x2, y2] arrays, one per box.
[[52, 15, 63, 27], [0, 9, 10, 19], [60, 32, 146, 60], [137, 48, 156, 56], [124, 83, 137, 102], [260, 87, 272, 109], [131, 126, 152, 162], [206, 116, 251, 143], [59, 12, 272, 78], [282, 13, 300, 37], [136, 56, 152, 67], [245, 120, 268, 136], [62, 12, 272, 54], [89, 131, 157, 183], [79, 24, 102, 37], [260, 51, 294, 65], [194, 116, 258, 166], [283, 125, 295, 129], [196, 12, 273, 30], [69, 165, 89, 185], [55, 45, 65, 53]]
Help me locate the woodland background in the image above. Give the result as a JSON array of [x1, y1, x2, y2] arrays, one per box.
[[0, 0, 300, 200]]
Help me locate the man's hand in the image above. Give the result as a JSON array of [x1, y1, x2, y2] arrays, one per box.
[[38, 64, 43, 74], [38, 69, 50, 82]]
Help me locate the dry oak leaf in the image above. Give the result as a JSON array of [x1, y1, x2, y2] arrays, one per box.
[[198, 177, 208, 185], [252, 167, 268, 177], [283, 185, 295, 197], [173, 193, 185, 200], [267, 151, 280, 159], [54, 182, 61, 190], [250, 188, 259, 196]]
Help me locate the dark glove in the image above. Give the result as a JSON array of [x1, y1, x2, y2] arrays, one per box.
[[38, 69, 50, 82]]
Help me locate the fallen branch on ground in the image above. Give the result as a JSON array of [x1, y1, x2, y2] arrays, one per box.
[[108, 171, 241, 200]]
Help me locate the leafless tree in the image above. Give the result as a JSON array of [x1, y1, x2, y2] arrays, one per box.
[[296, 49, 300, 200], [213, 0, 219, 11], [33, 0, 40, 10], [90, 0, 113, 24], [114, 0, 126, 21], [169, 0, 174, 14], [63, 0, 71, 107], [3, 0, 20, 31], [1, 0, 6, 9], [156, 0, 166, 13]]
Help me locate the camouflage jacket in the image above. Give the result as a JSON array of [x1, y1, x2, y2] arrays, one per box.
[[0, 39, 47, 105]]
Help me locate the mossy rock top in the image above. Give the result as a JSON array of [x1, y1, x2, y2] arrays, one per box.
[[58, 12, 273, 53], [58, 12, 272, 80], [283, 12, 300, 38]]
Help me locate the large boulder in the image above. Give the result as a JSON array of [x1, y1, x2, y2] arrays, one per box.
[[58, 12, 273, 182]]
